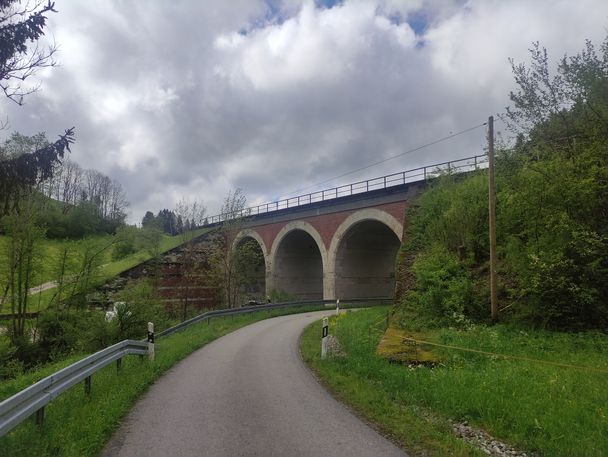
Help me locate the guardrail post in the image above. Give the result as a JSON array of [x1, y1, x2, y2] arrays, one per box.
[[35, 407, 45, 426], [148, 322, 155, 361], [116, 358, 122, 372], [84, 376, 91, 395], [336, 299, 340, 316], [321, 317, 329, 359]]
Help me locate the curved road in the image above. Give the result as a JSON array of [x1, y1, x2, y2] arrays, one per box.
[[102, 311, 407, 457]]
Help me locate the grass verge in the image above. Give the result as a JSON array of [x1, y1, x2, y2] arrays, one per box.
[[300, 307, 608, 457], [0, 305, 322, 457]]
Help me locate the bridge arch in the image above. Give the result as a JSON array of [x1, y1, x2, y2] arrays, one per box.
[[328, 209, 403, 300], [233, 229, 269, 258], [269, 221, 328, 300], [232, 229, 268, 301]]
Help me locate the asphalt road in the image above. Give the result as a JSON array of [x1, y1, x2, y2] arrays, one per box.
[[102, 311, 407, 457]]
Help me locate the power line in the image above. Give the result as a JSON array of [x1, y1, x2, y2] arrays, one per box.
[[282, 121, 488, 198]]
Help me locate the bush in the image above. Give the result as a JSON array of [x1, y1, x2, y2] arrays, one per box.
[[36, 311, 93, 360], [113, 278, 169, 339], [516, 226, 608, 329], [40, 202, 123, 239], [0, 336, 23, 380], [406, 246, 482, 327]]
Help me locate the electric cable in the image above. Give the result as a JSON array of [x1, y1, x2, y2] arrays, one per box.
[[281, 121, 488, 198]]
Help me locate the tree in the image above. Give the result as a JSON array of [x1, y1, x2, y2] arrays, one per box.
[[1, 193, 45, 344], [141, 211, 156, 229], [505, 37, 608, 154], [499, 36, 608, 328], [156, 208, 177, 235], [138, 225, 164, 289], [173, 198, 206, 319], [0, 0, 58, 105], [0, 128, 74, 216], [205, 189, 264, 308]]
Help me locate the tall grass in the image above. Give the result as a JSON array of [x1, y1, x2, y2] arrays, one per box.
[[301, 308, 608, 457]]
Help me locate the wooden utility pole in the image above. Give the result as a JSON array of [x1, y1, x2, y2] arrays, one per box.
[[488, 116, 498, 320]]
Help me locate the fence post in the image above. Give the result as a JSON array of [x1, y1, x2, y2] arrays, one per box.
[[321, 317, 329, 359], [35, 407, 45, 426], [147, 322, 155, 361]]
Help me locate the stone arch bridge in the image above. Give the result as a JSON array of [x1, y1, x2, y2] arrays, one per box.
[[228, 181, 424, 301], [218, 155, 485, 301]]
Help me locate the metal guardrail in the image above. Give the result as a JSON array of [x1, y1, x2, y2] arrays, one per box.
[[205, 154, 488, 225], [0, 339, 148, 437], [0, 297, 391, 438], [156, 297, 391, 339]]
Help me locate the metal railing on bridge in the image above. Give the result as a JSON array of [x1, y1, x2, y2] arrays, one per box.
[[206, 154, 488, 225]]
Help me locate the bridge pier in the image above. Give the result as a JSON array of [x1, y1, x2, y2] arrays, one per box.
[[323, 269, 336, 301]]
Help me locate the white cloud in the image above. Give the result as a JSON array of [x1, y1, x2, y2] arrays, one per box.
[[216, 1, 416, 91], [2, 0, 607, 223]]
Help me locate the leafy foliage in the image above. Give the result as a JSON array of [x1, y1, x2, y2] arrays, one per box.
[[407, 245, 481, 327], [398, 35, 608, 329], [0, 128, 74, 216]]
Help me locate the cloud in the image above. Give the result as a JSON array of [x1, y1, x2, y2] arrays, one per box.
[[2, 0, 607, 223]]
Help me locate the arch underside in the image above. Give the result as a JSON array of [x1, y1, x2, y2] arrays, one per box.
[[334, 220, 400, 299], [273, 230, 323, 299]]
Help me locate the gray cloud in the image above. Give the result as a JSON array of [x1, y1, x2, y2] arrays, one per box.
[[2, 0, 607, 223]]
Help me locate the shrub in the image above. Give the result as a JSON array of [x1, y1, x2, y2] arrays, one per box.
[[405, 246, 482, 327], [0, 336, 23, 380], [113, 278, 169, 339]]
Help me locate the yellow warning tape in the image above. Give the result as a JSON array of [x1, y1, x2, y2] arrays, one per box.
[[408, 338, 608, 374]]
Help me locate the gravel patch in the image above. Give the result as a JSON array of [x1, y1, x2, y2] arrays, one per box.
[[453, 421, 535, 457]]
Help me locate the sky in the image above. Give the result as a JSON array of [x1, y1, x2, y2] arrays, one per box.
[[2, 0, 608, 223]]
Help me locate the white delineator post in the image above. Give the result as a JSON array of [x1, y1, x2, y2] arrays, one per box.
[[321, 317, 329, 359], [147, 322, 155, 361], [336, 299, 340, 316]]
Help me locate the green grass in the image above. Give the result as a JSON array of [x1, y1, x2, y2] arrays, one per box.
[[300, 307, 608, 457], [0, 305, 323, 457], [0, 228, 210, 314], [0, 234, 113, 287], [99, 228, 209, 279]]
